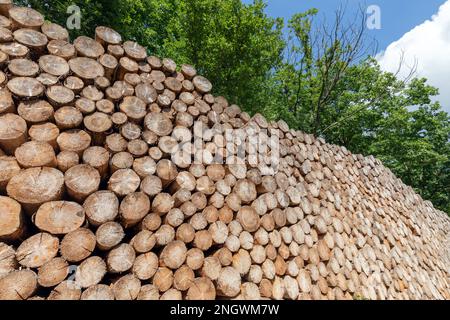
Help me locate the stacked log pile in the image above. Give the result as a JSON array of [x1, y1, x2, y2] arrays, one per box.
[[0, 3, 449, 300]]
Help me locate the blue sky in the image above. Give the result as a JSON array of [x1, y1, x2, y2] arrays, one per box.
[[242, 0, 445, 51], [242, 0, 450, 112]]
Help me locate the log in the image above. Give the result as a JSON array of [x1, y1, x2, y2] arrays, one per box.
[[7, 167, 64, 213], [0, 88, 14, 115], [0, 113, 27, 154], [153, 267, 174, 292], [83, 112, 112, 145], [9, 7, 44, 30], [123, 41, 147, 61], [83, 191, 119, 226], [0, 270, 37, 300], [48, 280, 81, 300], [0, 196, 24, 241], [174, 265, 195, 291], [193, 76, 212, 94], [0, 243, 16, 278], [137, 284, 160, 300], [95, 26, 122, 46], [48, 40, 76, 60], [34, 201, 85, 235], [37, 257, 69, 288], [131, 230, 156, 253], [95, 221, 125, 251], [160, 240, 187, 269], [57, 130, 92, 156], [39, 54, 70, 77], [107, 243, 135, 273], [237, 206, 260, 232], [0, 156, 20, 193], [186, 248, 205, 271], [18, 100, 54, 125], [217, 266, 241, 297], [16, 232, 59, 268], [112, 274, 141, 300], [133, 252, 158, 280], [0, 42, 29, 59], [108, 168, 141, 197], [187, 277, 216, 300], [8, 58, 39, 77], [13, 28, 48, 52], [65, 164, 101, 202], [81, 284, 114, 300], [15, 141, 56, 168], [60, 228, 96, 263], [74, 36, 105, 59], [63, 79, 83, 97], [82, 146, 110, 178], [69, 57, 105, 81], [41, 22, 69, 41], [120, 192, 150, 227]]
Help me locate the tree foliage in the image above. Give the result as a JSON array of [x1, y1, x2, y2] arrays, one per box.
[[14, 0, 450, 213]]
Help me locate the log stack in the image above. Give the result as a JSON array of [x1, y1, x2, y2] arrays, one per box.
[[0, 3, 449, 300]]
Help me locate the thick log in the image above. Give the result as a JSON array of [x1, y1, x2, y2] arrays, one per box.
[[0, 270, 37, 300], [34, 201, 85, 235], [60, 228, 96, 263], [37, 257, 69, 288], [47, 280, 81, 300], [16, 232, 59, 268], [133, 252, 158, 280], [0, 196, 23, 241], [75, 256, 107, 288]]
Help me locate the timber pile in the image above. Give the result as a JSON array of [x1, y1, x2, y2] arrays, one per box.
[[0, 3, 449, 300]]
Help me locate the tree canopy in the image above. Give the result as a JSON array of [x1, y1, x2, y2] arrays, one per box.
[[15, 0, 450, 213]]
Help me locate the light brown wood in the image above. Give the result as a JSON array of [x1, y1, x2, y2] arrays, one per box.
[[0, 270, 37, 300], [187, 277, 216, 300], [75, 256, 107, 288], [7, 167, 64, 213], [48, 280, 81, 300], [65, 164, 101, 202], [41, 22, 69, 41], [81, 284, 114, 300], [57, 129, 92, 156], [34, 201, 85, 235], [69, 57, 105, 81], [133, 251, 158, 280], [60, 228, 96, 263], [153, 267, 173, 292], [107, 243, 135, 273], [108, 168, 141, 197], [120, 192, 150, 227], [0, 196, 24, 241], [37, 257, 69, 288], [217, 266, 241, 297], [83, 191, 119, 226], [15, 141, 56, 168], [112, 274, 141, 300], [18, 100, 54, 125], [9, 7, 44, 30], [16, 232, 59, 268], [0, 113, 27, 155]]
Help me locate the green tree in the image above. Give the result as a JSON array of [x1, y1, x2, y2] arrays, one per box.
[[274, 9, 450, 213], [15, 0, 284, 112]]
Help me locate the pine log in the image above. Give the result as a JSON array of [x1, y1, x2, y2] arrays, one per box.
[[16, 232, 59, 268], [60, 228, 96, 263]]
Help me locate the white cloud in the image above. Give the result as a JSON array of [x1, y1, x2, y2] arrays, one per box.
[[377, 1, 450, 113]]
